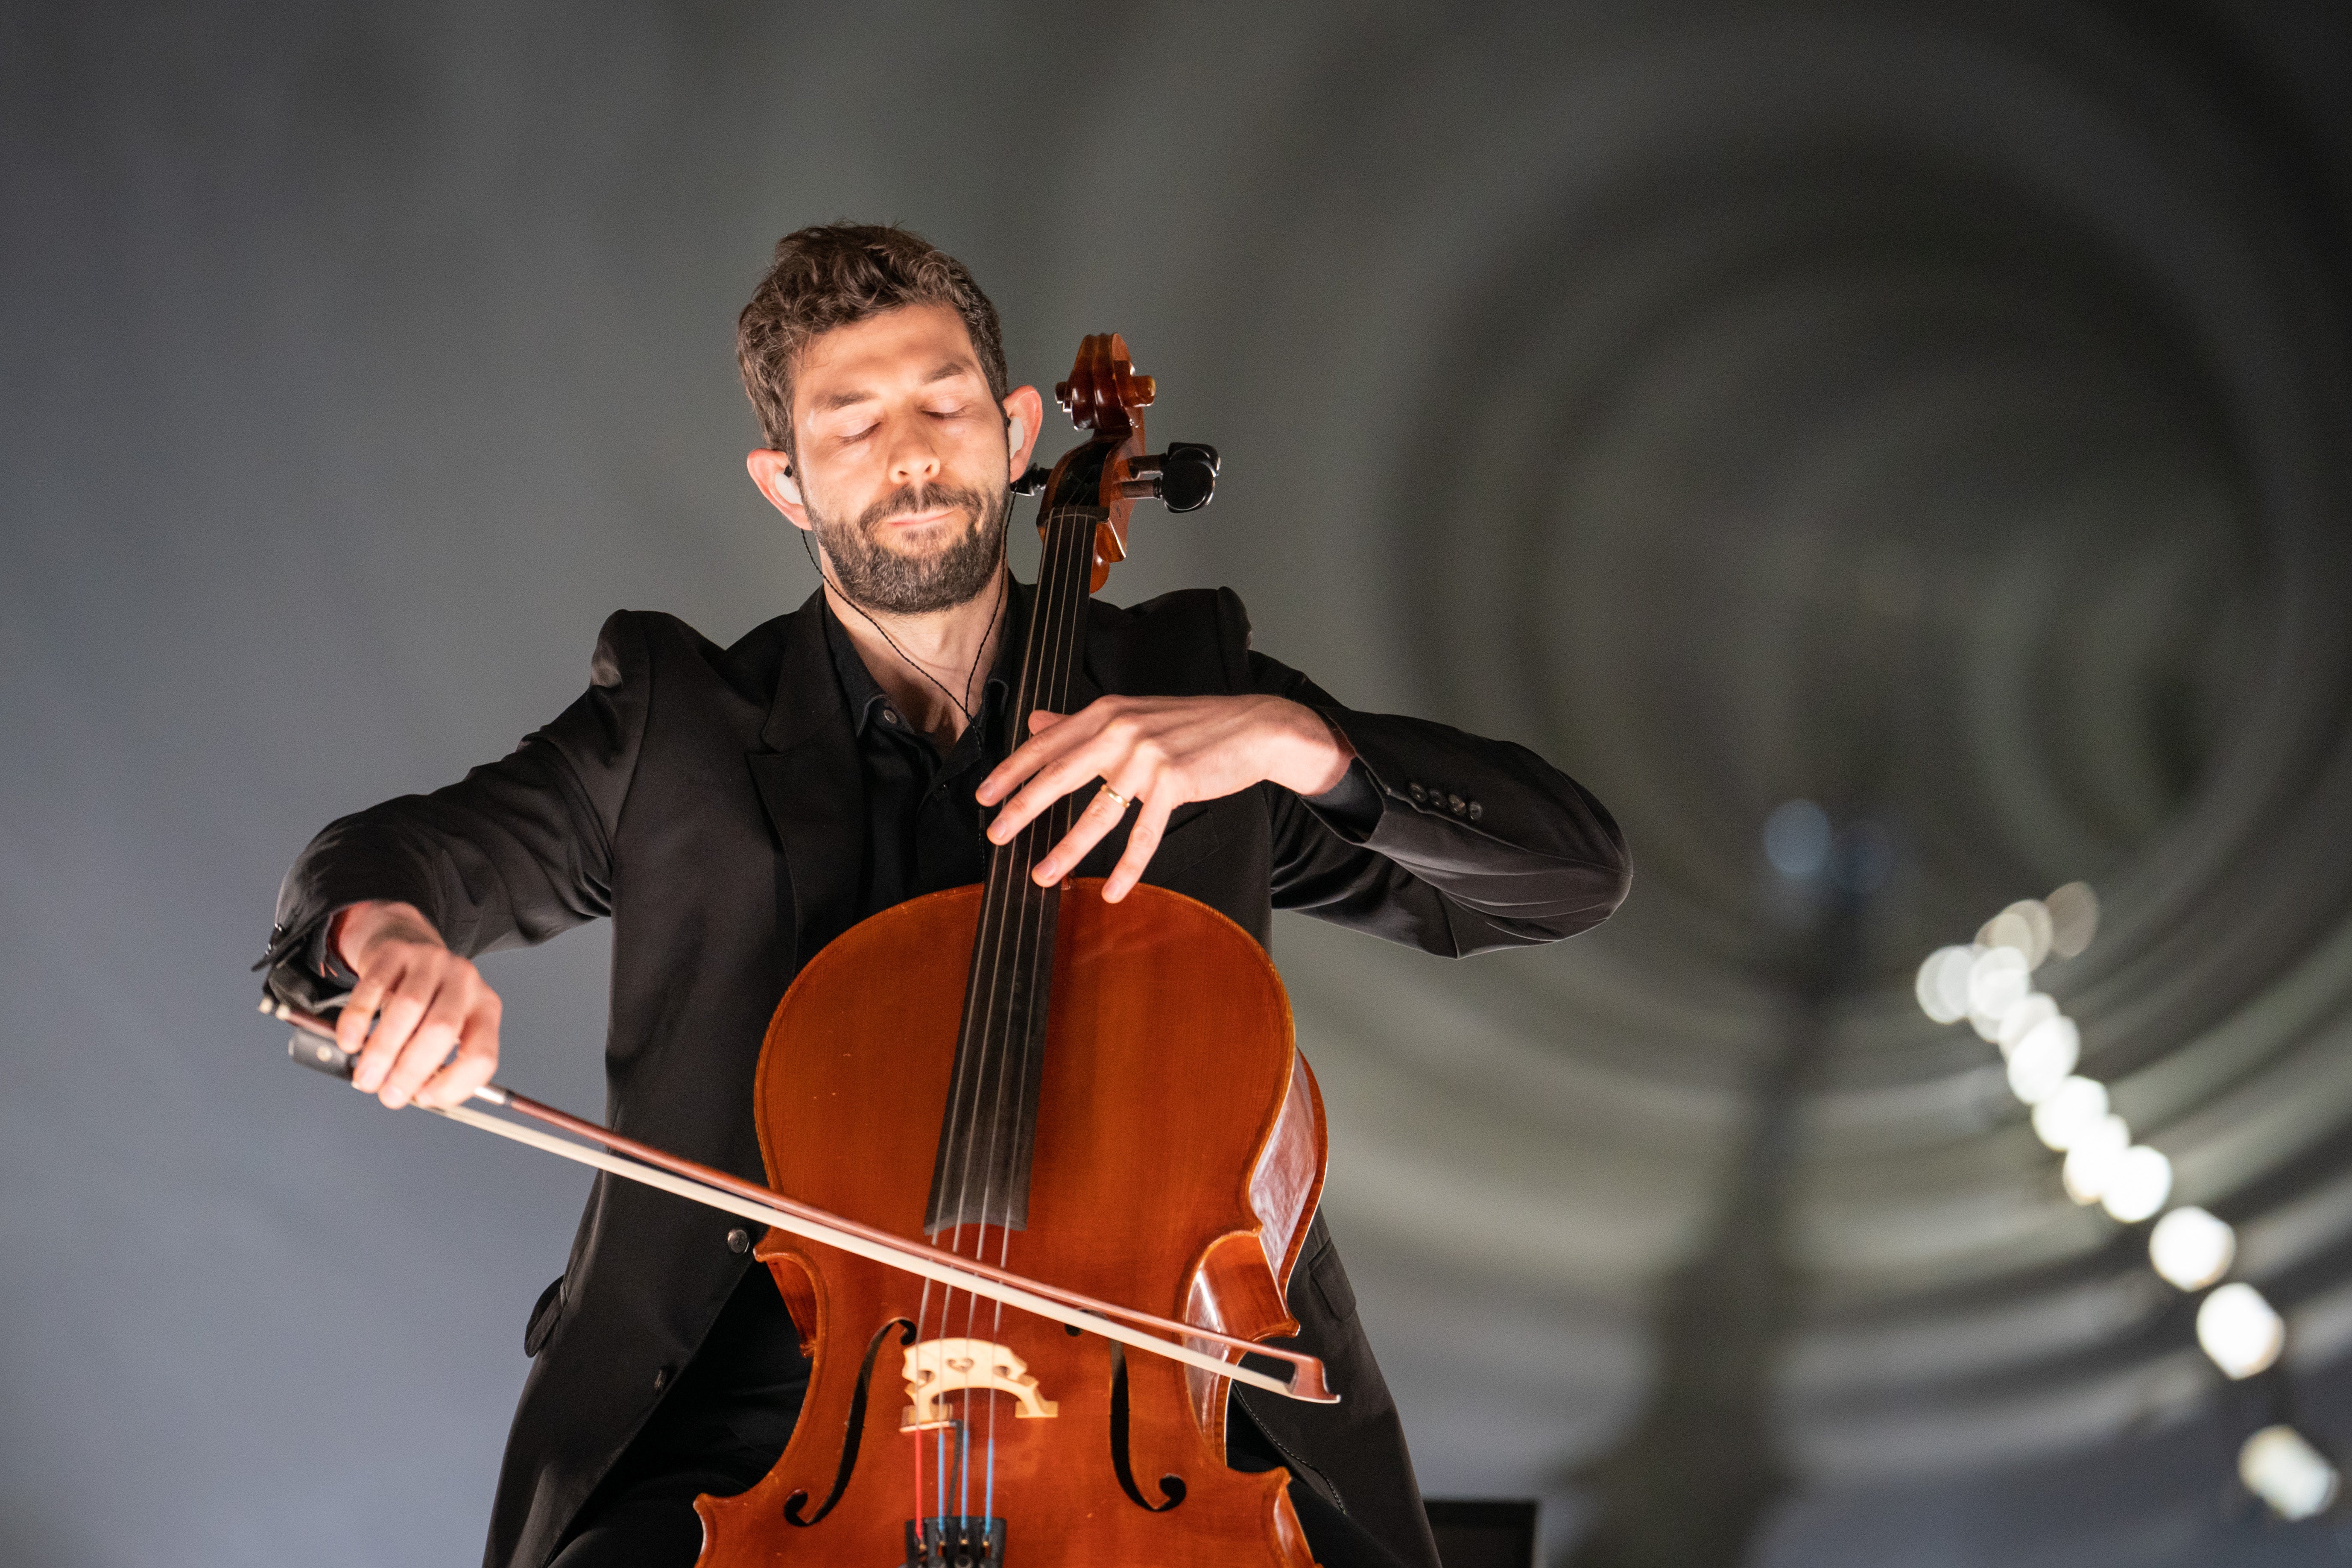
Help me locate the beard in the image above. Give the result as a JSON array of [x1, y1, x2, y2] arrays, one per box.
[[807, 477, 1009, 615]]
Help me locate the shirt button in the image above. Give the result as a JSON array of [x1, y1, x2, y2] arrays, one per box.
[[881, 709, 901, 726], [726, 1227, 751, 1254]]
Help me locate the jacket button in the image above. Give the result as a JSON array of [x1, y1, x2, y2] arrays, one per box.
[[1408, 783, 1426, 804], [653, 1366, 671, 1391], [1448, 793, 1466, 816], [1467, 801, 1483, 822], [727, 1227, 751, 1254]]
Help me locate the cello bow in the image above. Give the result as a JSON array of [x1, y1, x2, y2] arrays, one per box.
[[265, 997, 1335, 1405]]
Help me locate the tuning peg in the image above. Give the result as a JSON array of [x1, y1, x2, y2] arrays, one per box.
[[1118, 443, 1220, 512]]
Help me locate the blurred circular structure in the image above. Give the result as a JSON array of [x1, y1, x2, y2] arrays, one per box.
[[1243, 0, 2352, 1543]]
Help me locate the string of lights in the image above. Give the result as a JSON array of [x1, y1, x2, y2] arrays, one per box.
[[1915, 890, 2341, 1523]]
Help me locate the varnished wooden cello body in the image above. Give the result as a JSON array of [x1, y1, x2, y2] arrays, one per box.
[[693, 336, 1331, 1568]]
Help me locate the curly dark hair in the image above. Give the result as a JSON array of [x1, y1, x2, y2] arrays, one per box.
[[735, 222, 1008, 453]]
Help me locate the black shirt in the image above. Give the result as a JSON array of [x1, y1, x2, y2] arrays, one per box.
[[826, 584, 1023, 921]]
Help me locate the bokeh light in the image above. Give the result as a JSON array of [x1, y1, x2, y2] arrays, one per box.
[[2007, 1017, 2083, 1104], [2100, 1146, 2173, 1223], [1762, 799, 1831, 878], [2046, 881, 2101, 960], [1998, 994, 2059, 1057], [2238, 1427, 2340, 1521], [2150, 1207, 2237, 1291], [1916, 945, 1976, 1025], [2198, 1283, 2286, 1380], [1978, 899, 2054, 968], [2031, 1077, 2110, 1151], [2061, 1115, 2132, 1203], [1968, 946, 2033, 1026]]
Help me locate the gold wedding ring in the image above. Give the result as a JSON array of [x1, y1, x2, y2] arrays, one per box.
[[1097, 783, 1133, 811]]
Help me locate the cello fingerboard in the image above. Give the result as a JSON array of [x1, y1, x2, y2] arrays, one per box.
[[923, 450, 1112, 1236]]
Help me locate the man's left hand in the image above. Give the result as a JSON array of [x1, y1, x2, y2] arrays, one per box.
[[977, 695, 1354, 902]]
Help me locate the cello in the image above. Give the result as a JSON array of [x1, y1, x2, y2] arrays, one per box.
[[694, 333, 1331, 1568]]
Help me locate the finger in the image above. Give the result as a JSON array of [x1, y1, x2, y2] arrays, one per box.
[[1031, 782, 1138, 886], [1103, 796, 1173, 903], [976, 710, 1080, 805], [417, 1001, 500, 1110], [992, 752, 1108, 845], [351, 968, 429, 1094], [991, 725, 1147, 844], [335, 970, 387, 1059], [378, 977, 469, 1109]]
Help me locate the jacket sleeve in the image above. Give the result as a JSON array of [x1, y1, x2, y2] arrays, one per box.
[[1243, 643, 1630, 959], [256, 611, 653, 1009]]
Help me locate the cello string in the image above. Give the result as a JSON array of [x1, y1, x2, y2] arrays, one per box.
[[993, 497, 1093, 1516], [952, 491, 1066, 1242], [807, 485, 1018, 1520], [966, 536, 1044, 1515], [914, 1273, 931, 1530], [921, 486, 1024, 1520], [939, 491, 1047, 1254], [972, 507, 1081, 1520], [928, 482, 1066, 1514], [926, 416, 1120, 1527], [980, 481, 1103, 1524], [939, 488, 1079, 1523], [959, 498, 1078, 1258], [975, 486, 1094, 1523]]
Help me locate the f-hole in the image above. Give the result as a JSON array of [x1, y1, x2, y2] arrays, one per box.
[[784, 1317, 916, 1527], [1106, 1341, 1187, 1513]]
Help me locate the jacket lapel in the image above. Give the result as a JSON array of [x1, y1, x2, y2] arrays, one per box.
[[747, 592, 864, 972]]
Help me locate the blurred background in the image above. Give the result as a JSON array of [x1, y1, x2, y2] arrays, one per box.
[[6, 1, 2352, 1563]]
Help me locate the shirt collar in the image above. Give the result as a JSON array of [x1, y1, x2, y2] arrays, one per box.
[[820, 579, 1024, 739]]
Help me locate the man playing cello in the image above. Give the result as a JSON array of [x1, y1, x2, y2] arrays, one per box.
[[259, 224, 1629, 1568]]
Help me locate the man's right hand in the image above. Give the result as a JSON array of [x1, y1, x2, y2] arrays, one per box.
[[331, 900, 503, 1111]]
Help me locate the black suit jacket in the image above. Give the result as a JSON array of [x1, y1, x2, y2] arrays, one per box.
[[262, 584, 1629, 1568]]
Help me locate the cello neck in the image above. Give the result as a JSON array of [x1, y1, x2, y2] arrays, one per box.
[[921, 448, 1113, 1236]]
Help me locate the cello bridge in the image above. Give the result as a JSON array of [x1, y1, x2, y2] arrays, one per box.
[[901, 1338, 1059, 1431]]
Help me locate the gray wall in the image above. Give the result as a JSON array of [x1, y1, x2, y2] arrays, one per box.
[[7, 3, 2352, 1565]]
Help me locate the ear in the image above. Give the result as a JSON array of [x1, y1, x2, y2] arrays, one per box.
[[746, 449, 812, 531], [1002, 385, 1047, 484]]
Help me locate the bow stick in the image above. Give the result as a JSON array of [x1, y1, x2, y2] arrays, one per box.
[[263, 998, 1336, 1404]]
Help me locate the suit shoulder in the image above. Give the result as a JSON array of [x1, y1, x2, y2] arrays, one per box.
[[1089, 586, 1252, 693], [714, 608, 804, 707], [1094, 585, 1250, 641], [577, 608, 706, 682], [586, 608, 791, 713]]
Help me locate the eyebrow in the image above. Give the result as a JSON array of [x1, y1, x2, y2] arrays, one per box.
[[808, 358, 980, 414]]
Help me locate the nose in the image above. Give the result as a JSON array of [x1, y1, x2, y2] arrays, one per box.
[[886, 417, 944, 489]]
